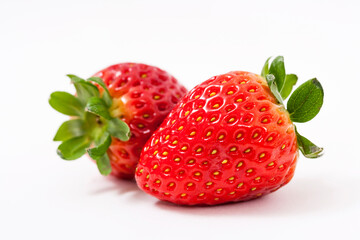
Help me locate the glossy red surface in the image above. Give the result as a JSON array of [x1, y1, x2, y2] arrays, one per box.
[[135, 71, 298, 205], [93, 63, 187, 178]]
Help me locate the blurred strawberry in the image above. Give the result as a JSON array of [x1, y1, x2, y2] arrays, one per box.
[[49, 63, 186, 178]]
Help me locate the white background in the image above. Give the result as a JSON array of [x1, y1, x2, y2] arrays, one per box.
[[1, 0, 359, 239]]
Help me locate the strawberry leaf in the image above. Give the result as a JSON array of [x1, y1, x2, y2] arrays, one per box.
[[87, 133, 112, 160], [107, 118, 130, 141], [287, 78, 324, 123], [85, 97, 112, 120], [280, 74, 298, 100], [49, 91, 83, 116], [87, 77, 112, 107], [87, 131, 112, 176], [295, 126, 323, 158], [66, 74, 84, 83], [53, 119, 85, 141], [266, 74, 284, 105], [269, 56, 285, 92], [57, 136, 91, 160], [51, 74, 132, 176], [96, 154, 112, 176], [261, 57, 271, 78], [67, 74, 99, 106]]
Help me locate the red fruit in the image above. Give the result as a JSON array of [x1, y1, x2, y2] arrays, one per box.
[[50, 63, 186, 179], [135, 56, 323, 205]]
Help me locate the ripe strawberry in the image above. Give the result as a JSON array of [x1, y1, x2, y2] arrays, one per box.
[[135, 56, 324, 205], [49, 63, 187, 178]]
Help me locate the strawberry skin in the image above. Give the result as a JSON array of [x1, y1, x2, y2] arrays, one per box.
[[93, 63, 187, 178], [135, 71, 299, 205]]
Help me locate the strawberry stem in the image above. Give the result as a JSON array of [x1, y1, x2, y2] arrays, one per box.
[[49, 75, 131, 175], [261, 56, 324, 159]]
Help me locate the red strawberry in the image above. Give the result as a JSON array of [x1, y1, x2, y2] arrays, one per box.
[[135, 56, 324, 205], [49, 63, 187, 179]]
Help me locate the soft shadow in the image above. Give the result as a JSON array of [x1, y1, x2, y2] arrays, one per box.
[[89, 176, 140, 195], [154, 177, 357, 217]]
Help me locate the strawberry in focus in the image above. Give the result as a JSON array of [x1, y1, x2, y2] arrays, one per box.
[[135, 56, 323, 205], [49, 63, 187, 178]]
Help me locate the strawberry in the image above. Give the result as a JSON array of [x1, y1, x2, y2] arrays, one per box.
[[135, 56, 324, 205], [49, 63, 187, 178]]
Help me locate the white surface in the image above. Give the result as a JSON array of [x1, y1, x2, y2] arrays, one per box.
[[1, 0, 360, 239]]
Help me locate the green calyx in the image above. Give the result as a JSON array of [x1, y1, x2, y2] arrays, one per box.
[[261, 56, 324, 158], [49, 75, 130, 175]]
